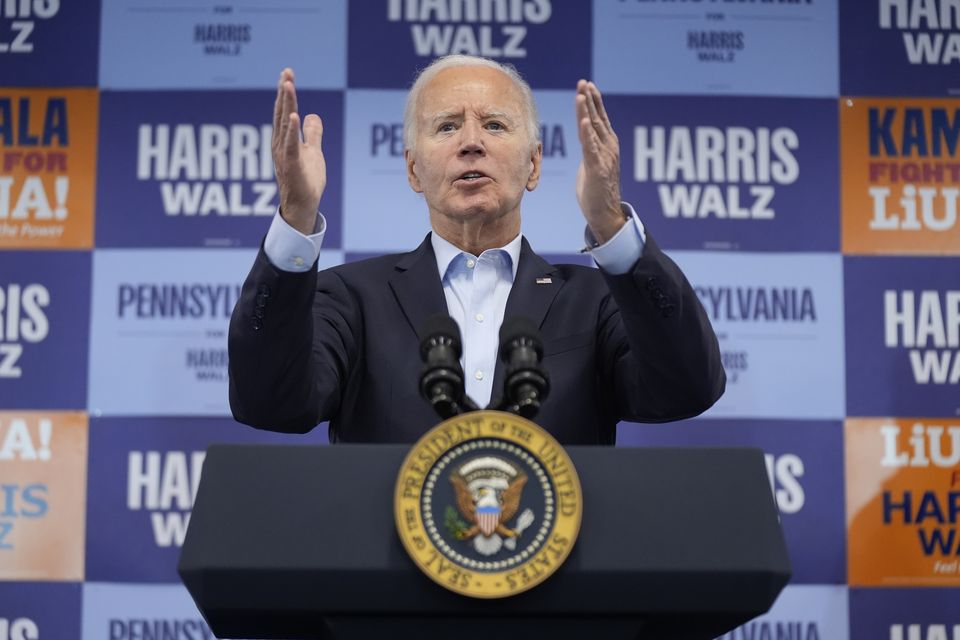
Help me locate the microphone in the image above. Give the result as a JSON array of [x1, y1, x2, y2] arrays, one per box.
[[419, 314, 478, 419], [497, 316, 550, 420]]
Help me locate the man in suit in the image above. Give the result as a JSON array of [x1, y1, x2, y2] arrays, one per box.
[[228, 55, 725, 444]]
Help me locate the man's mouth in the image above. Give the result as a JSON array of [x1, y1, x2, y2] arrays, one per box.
[[456, 171, 489, 183]]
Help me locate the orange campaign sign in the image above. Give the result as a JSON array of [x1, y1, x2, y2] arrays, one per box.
[[841, 98, 960, 255], [847, 418, 960, 587], [0, 412, 87, 580], [0, 89, 98, 249]]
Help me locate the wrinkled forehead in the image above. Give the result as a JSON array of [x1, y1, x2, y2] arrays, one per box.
[[416, 66, 527, 123]]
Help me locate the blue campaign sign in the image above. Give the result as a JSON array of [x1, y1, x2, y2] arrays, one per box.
[[849, 588, 959, 640], [719, 585, 848, 640], [521, 90, 594, 254], [87, 247, 345, 417], [0, 252, 90, 410], [87, 248, 256, 417], [0, 582, 82, 640], [342, 89, 438, 253], [841, 1, 960, 96], [343, 88, 585, 254], [0, 1, 99, 86], [82, 583, 212, 639], [85, 417, 327, 583], [95, 90, 343, 249], [594, 0, 838, 97], [845, 256, 960, 417], [605, 95, 839, 252], [99, 0, 346, 89], [666, 251, 845, 420], [619, 419, 846, 585], [347, 0, 590, 89]]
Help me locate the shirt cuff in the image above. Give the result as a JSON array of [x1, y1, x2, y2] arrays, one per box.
[[584, 202, 647, 275], [263, 209, 326, 273]]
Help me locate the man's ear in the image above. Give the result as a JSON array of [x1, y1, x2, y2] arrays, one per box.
[[405, 149, 423, 193], [526, 142, 543, 191]]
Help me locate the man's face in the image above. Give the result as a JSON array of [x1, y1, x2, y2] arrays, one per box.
[[405, 66, 542, 233]]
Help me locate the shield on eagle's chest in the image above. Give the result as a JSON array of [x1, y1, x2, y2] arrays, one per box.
[[477, 504, 500, 537]]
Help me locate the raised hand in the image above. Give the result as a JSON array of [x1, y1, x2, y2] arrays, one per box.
[[575, 80, 624, 245], [272, 68, 326, 235]]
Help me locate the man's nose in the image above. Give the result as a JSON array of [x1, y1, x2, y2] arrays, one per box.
[[458, 121, 485, 155]]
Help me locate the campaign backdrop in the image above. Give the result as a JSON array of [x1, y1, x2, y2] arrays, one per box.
[[87, 249, 256, 416], [1, 0, 956, 636], [594, 0, 839, 97], [846, 418, 960, 587], [669, 251, 846, 420], [717, 585, 849, 640], [0, 89, 98, 249], [347, 0, 592, 88], [0, 582, 82, 640], [82, 582, 215, 640], [0, 3, 99, 86], [841, 98, 960, 255], [85, 417, 326, 583], [849, 588, 960, 640], [99, 0, 347, 90], [95, 90, 344, 249], [0, 251, 91, 409], [0, 412, 87, 582], [606, 95, 840, 252], [840, 1, 960, 97], [845, 256, 960, 417]]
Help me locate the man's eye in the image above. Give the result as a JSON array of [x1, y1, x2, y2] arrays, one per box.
[[438, 123, 456, 133], [486, 122, 504, 131]]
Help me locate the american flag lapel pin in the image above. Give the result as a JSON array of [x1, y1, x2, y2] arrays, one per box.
[[536, 277, 552, 284]]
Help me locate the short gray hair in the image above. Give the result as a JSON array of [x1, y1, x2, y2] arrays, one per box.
[[403, 55, 541, 152]]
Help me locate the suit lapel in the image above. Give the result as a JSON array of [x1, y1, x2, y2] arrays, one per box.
[[388, 234, 564, 409], [388, 233, 448, 339], [490, 239, 564, 406]]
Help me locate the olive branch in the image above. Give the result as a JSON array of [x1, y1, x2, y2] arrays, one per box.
[[444, 506, 469, 540]]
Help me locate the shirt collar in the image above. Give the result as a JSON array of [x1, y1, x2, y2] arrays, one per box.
[[431, 231, 522, 281]]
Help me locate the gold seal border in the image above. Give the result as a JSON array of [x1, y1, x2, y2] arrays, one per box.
[[394, 410, 582, 599]]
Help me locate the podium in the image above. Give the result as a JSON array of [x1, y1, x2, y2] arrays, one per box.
[[179, 444, 789, 640]]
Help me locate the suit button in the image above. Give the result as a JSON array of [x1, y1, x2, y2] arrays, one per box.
[[662, 304, 675, 318], [254, 307, 264, 319], [646, 276, 659, 291], [252, 317, 262, 331], [256, 293, 268, 307], [258, 284, 271, 297]]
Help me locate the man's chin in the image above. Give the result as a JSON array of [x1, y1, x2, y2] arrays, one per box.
[[446, 198, 501, 218], [432, 203, 518, 225]]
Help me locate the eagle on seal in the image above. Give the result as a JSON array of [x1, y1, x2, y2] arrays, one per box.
[[450, 471, 528, 540]]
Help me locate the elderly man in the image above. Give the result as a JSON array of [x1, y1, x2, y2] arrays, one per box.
[[228, 55, 724, 444]]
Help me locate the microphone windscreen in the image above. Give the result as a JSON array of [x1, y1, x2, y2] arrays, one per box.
[[419, 313, 462, 358], [498, 316, 542, 359]]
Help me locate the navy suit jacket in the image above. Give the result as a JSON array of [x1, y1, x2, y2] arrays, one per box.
[[228, 233, 724, 445]]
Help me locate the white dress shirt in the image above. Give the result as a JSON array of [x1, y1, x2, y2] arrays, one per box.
[[263, 205, 647, 407]]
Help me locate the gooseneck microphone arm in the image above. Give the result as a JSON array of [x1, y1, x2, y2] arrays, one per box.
[[492, 316, 550, 420], [419, 314, 480, 419]]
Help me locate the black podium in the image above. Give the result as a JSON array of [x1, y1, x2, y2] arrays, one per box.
[[179, 444, 789, 640]]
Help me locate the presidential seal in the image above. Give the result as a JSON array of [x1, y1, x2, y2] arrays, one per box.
[[394, 410, 582, 599]]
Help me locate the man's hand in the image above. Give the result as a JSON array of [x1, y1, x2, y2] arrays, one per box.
[[575, 80, 624, 245], [273, 68, 326, 235]]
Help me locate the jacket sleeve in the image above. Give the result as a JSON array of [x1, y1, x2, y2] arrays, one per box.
[[227, 248, 360, 433], [596, 233, 726, 422]]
